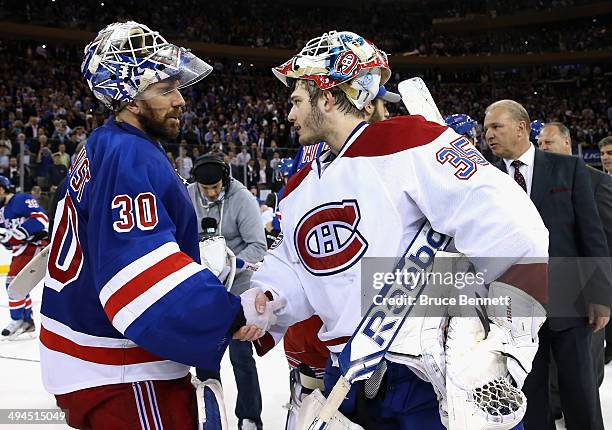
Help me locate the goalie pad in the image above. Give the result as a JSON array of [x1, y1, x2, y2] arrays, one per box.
[[444, 282, 546, 430], [295, 389, 364, 430], [193, 377, 228, 430]]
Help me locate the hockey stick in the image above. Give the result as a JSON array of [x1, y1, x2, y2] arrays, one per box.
[[308, 222, 450, 429], [306, 78, 450, 430], [7, 244, 50, 300], [398, 77, 445, 126]]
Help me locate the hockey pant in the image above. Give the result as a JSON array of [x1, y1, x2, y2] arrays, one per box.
[[6, 244, 39, 321], [324, 358, 445, 430], [55, 374, 197, 429]]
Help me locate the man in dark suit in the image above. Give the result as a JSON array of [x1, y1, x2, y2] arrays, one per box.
[[483, 100, 611, 430], [540, 123, 612, 387], [600, 137, 612, 363]]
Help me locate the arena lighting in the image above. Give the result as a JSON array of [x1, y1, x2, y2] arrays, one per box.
[[237, 62, 242, 66], [42, 45, 46, 49]]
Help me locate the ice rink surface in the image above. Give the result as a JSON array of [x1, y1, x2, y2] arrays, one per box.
[[0, 279, 610, 429]]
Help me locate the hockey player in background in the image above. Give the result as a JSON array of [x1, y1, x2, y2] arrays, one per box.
[[242, 30, 549, 429], [39, 22, 271, 429], [0, 176, 48, 338]]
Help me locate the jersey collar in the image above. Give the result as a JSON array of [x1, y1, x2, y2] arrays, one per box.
[[314, 121, 368, 177]]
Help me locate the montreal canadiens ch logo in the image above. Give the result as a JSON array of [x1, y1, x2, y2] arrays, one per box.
[[294, 200, 368, 276], [333, 51, 358, 78]]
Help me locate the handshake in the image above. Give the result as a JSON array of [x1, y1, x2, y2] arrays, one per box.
[[233, 288, 287, 341]]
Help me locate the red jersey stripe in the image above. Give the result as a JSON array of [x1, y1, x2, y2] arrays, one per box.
[[104, 251, 193, 321], [40, 326, 163, 365]]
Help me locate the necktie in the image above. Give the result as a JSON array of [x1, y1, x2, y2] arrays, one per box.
[[511, 160, 527, 193]]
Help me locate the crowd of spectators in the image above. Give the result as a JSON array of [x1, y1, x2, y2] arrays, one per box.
[[414, 17, 611, 56], [2, 0, 610, 55], [0, 41, 610, 209], [434, 0, 597, 19]]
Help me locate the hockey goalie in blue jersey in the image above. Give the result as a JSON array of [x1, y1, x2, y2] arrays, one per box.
[[0, 176, 48, 339], [39, 21, 276, 429]]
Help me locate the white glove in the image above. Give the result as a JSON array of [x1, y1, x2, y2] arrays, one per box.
[[240, 287, 287, 332]]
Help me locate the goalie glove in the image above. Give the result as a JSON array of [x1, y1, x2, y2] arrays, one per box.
[[199, 236, 235, 288], [444, 282, 546, 430]]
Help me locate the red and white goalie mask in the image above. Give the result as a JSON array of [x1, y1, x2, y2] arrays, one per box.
[[272, 31, 391, 110]]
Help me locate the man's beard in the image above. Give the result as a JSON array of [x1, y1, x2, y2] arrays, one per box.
[[299, 104, 326, 146], [138, 101, 181, 141]]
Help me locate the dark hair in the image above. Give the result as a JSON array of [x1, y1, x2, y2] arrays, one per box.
[[289, 79, 365, 119]]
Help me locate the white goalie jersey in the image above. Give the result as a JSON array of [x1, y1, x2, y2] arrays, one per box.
[[251, 116, 548, 355]]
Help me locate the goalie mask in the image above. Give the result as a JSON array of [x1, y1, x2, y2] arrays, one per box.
[[82, 21, 212, 110], [272, 31, 391, 110]]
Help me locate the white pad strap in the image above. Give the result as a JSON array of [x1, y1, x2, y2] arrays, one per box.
[[192, 377, 228, 430]]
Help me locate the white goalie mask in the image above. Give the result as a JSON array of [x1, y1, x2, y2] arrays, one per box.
[[272, 31, 391, 110], [82, 21, 212, 110]]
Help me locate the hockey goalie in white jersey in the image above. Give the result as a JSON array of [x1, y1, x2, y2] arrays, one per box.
[[240, 31, 548, 430]]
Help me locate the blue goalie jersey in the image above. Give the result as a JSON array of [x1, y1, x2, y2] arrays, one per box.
[[40, 119, 241, 394]]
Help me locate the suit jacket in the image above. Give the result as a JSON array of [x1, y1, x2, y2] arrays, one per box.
[[497, 150, 612, 330], [588, 166, 612, 258]]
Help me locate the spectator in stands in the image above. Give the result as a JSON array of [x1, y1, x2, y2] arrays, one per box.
[[175, 144, 194, 180], [56, 144, 70, 169], [0, 145, 9, 175], [600, 137, 612, 175], [36, 145, 53, 188], [257, 158, 271, 186], [181, 119, 201, 146], [236, 146, 251, 166], [73, 125, 87, 144], [51, 123, 69, 145], [166, 151, 176, 169], [0, 129, 12, 154], [24, 116, 39, 140], [48, 153, 67, 192]]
